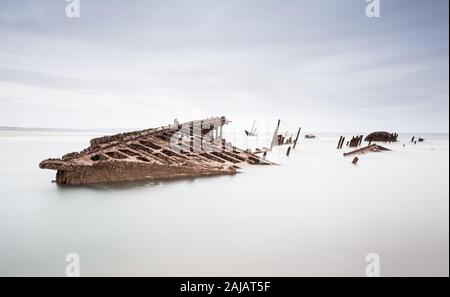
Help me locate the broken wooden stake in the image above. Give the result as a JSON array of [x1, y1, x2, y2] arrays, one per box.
[[270, 119, 281, 151], [341, 137, 346, 149], [286, 146, 291, 157], [358, 135, 363, 147], [337, 136, 343, 149], [352, 157, 359, 164]]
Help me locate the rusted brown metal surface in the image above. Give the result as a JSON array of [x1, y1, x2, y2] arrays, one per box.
[[39, 116, 274, 185], [364, 131, 398, 143]]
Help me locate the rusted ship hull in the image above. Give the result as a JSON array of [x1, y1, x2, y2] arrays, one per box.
[[40, 116, 273, 185], [54, 161, 236, 185]]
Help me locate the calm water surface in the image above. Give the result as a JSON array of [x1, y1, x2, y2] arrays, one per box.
[[0, 131, 448, 276]]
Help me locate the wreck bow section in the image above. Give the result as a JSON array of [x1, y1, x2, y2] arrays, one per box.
[[39, 116, 273, 185]]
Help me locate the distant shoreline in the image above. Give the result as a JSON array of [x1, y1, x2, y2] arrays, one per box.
[[0, 127, 87, 132], [0, 127, 128, 133], [0, 126, 448, 135]]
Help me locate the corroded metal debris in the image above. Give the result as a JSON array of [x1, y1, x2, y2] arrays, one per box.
[[39, 116, 273, 185], [364, 131, 398, 143]]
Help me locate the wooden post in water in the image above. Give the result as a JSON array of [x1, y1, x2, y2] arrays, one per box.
[[286, 146, 291, 157], [337, 136, 343, 149], [293, 127, 302, 149]]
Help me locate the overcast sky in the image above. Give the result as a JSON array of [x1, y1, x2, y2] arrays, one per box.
[[0, 0, 448, 132]]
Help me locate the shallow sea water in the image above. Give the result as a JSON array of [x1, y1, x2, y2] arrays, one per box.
[[0, 131, 448, 276]]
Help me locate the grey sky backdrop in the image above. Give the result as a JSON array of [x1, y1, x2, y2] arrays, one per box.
[[0, 0, 448, 132]]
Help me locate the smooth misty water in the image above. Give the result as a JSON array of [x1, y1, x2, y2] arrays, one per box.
[[0, 131, 448, 276]]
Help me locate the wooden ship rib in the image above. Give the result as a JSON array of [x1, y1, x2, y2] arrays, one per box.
[[39, 116, 273, 185]]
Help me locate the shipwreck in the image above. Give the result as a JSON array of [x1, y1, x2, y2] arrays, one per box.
[[364, 131, 398, 143], [39, 116, 273, 185]]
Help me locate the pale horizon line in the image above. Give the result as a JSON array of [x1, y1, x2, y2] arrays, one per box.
[[0, 125, 448, 135]]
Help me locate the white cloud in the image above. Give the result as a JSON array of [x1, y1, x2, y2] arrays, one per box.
[[0, 0, 448, 132]]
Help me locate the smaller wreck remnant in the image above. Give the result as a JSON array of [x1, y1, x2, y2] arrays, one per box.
[[39, 116, 274, 185], [277, 134, 293, 145], [245, 121, 258, 137], [269, 120, 294, 147], [343, 144, 391, 157], [411, 136, 425, 143], [304, 134, 316, 139], [269, 120, 300, 148], [364, 131, 398, 143], [349, 135, 364, 148]]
